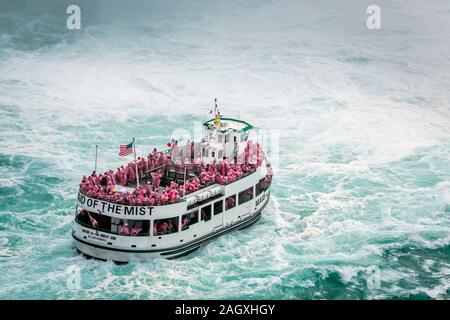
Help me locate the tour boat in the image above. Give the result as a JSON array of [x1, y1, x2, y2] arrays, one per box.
[[72, 104, 273, 261]]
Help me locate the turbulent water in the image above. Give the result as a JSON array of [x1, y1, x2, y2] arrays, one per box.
[[0, 0, 449, 299]]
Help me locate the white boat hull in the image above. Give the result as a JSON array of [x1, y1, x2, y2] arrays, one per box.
[[73, 192, 270, 261]]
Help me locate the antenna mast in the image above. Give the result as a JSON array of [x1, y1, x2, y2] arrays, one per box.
[[213, 98, 221, 128]]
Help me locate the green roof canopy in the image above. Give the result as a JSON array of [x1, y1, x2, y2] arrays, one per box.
[[203, 117, 254, 132]]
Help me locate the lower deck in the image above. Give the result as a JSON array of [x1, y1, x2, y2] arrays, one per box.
[[72, 175, 271, 261], [73, 190, 270, 261]]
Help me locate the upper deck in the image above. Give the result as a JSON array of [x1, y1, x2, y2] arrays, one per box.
[[76, 158, 271, 220], [78, 114, 268, 216]]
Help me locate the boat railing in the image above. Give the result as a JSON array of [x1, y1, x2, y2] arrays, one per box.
[[79, 161, 261, 207], [78, 188, 187, 207]]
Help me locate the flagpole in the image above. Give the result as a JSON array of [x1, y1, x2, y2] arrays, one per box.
[[94, 144, 98, 173], [133, 137, 140, 188], [183, 163, 187, 197]]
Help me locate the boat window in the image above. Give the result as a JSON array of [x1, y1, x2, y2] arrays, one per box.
[[225, 134, 229, 143], [201, 204, 212, 222], [187, 193, 223, 210], [212, 151, 215, 158], [114, 218, 150, 236], [153, 217, 178, 236], [218, 150, 223, 159], [76, 209, 150, 236], [218, 134, 223, 143], [76, 209, 111, 232], [202, 148, 206, 157], [256, 177, 270, 196], [214, 200, 223, 215], [181, 210, 198, 230], [225, 195, 236, 210], [238, 186, 254, 205]]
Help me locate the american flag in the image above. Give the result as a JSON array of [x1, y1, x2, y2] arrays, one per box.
[[119, 142, 133, 156]]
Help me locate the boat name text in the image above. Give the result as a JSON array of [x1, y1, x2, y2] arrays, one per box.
[[78, 192, 154, 216], [255, 191, 269, 207]]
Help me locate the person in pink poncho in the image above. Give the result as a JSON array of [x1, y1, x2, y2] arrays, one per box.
[[88, 212, 99, 228], [160, 191, 169, 205], [151, 148, 158, 158], [151, 170, 162, 189], [137, 157, 144, 177], [168, 189, 179, 203], [120, 166, 127, 185], [181, 216, 189, 229], [120, 222, 130, 235], [131, 226, 142, 236], [127, 163, 136, 183], [135, 196, 143, 206]]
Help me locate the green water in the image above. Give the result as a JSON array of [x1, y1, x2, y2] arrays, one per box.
[[0, 0, 449, 299]]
